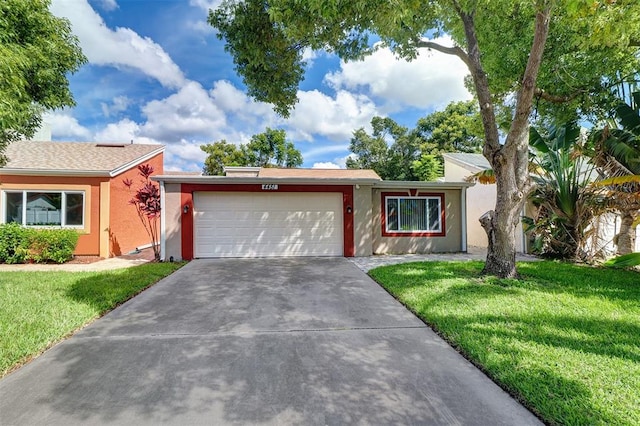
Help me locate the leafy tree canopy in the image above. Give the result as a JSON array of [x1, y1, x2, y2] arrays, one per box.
[[347, 102, 483, 181], [414, 101, 483, 153], [209, 0, 640, 277], [0, 0, 86, 165], [201, 128, 303, 175], [210, 0, 639, 121]]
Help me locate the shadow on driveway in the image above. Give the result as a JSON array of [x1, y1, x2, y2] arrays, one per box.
[[0, 258, 541, 425]]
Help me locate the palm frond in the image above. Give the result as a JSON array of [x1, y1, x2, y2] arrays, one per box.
[[465, 169, 495, 184]]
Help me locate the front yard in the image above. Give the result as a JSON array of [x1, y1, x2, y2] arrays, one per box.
[[370, 261, 640, 426], [0, 262, 183, 377]]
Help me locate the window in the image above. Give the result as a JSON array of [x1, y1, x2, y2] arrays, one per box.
[[3, 191, 84, 227], [383, 194, 444, 236]]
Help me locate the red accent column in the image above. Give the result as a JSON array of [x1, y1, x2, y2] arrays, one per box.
[[343, 187, 355, 257], [181, 188, 194, 260]]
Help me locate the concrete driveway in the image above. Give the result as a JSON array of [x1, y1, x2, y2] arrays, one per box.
[[0, 258, 541, 425]]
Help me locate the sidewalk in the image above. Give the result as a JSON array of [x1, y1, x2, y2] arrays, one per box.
[[350, 246, 540, 272]]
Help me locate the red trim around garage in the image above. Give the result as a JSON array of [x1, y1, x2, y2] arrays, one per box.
[[381, 191, 446, 237], [181, 191, 194, 260], [180, 183, 354, 259]]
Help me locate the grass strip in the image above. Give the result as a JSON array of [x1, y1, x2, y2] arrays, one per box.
[[370, 261, 640, 426], [0, 262, 184, 377]]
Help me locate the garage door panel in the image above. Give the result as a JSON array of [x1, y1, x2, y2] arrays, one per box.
[[194, 192, 343, 257]]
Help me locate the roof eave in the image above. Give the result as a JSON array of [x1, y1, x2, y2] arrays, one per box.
[[109, 146, 165, 177], [373, 180, 475, 189], [442, 153, 489, 172], [0, 169, 111, 177], [152, 175, 382, 185]]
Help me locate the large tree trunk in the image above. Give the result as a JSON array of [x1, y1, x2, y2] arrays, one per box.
[[480, 139, 529, 278], [616, 209, 637, 255], [447, 3, 551, 278]]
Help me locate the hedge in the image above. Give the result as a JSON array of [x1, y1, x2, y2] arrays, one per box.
[[0, 223, 79, 264]]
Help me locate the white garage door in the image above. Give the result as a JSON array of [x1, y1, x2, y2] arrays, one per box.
[[193, 192, 343, 257]]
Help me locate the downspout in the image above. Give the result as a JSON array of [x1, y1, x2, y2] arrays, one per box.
[[160, 180, 166, 261], [461, 187, 468, 253]]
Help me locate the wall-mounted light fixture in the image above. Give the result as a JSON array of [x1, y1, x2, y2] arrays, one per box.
[[183, 204, 190, 214], [346, 205, 352, 214]]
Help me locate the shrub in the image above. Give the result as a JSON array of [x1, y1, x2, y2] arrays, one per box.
[[0, 223, 31, 264], [26, 229, 79, 264], [0, 224, 78, 264]]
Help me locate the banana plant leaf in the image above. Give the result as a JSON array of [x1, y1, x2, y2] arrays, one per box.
[[604, 252, 640, 268]]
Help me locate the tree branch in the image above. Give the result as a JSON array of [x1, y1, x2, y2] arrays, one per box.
[[414, 39, 471, 68], [534, 88, 582, 103], [455, 8, 502, 162], [507, 3, 551, 141]]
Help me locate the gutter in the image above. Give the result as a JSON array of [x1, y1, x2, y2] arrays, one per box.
[[0, 169, 112, 177]]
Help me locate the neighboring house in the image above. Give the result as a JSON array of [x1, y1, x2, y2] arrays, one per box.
[[443, 152, 640, 255], [0, 140, 164, 257], [443, 153, 527, 252], [154, 167, 473, 260]]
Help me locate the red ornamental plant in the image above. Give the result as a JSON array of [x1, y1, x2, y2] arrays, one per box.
[[123, 164, 161, 260]]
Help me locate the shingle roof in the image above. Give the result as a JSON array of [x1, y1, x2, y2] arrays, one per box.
[[257, 168, 381, 180], [442, 153, 490, 171], [1, 141, 164, 176]]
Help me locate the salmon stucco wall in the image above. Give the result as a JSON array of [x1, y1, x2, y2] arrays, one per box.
[[371, 187, 463, 254], [109, 153, 164, 256], [0, 175, 104, 255]]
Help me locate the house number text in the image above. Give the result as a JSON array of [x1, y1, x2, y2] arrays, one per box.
[[261, 184, 279, 190]]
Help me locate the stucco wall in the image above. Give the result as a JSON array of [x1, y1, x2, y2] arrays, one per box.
[[163, 183, 183, 261], [0, 175, 103, 255], [371, 188, 463, 254], [109, 153, 164, 256], [353, 184, 373, 256], [444, 160, 526, 252]]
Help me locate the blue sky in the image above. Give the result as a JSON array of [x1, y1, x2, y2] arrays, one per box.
[[47, 0, 472, 171]]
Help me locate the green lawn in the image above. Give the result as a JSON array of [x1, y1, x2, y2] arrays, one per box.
[[370, 261, 640, 426], [0, 262, 184, 377]]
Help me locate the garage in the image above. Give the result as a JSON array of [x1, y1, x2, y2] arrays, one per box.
[[193, 192, 343, 257]]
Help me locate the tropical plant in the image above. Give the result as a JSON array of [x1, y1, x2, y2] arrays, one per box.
[[123, 164, 161, 260], [525, 122, 606, 260], [604, 252, 640, 268], [590, 92, 640, 255]]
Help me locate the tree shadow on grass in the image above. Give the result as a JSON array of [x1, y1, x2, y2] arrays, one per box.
[[0, 258, 542, 425], [370, 261, 640, 424], [65, 263, 183, 315]]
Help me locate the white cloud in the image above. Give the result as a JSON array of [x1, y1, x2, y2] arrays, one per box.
[[189, 0, 222, 11], [141, 81, 227, 140], [325, 37, 471, 110], [101, 95, 131, 118], [312, 162, 341, 169], [287, 90, 377, 142], [187, 19, 214, 34], [94, 118, 139, 142], [44, 111, 92, 140], [98, 0, 118, 11], [50, 0, 186, 88]]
